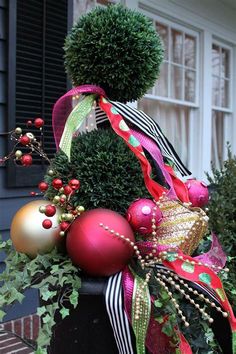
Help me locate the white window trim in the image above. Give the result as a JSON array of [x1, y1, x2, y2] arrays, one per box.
[[143, 11, 200, 107]]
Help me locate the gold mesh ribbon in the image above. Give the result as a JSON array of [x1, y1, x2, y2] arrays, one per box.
[[154, 198, 208, 255]]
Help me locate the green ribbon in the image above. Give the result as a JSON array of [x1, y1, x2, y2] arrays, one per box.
[[59, 94, 96, 161], [233, 331, 236, 354], [131, 271, 151, 354]]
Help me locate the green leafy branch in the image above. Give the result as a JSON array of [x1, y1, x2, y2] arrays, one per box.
[[0, 237, 81, 352]]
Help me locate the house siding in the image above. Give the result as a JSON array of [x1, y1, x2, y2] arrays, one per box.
[[0, 0, 39, 319]]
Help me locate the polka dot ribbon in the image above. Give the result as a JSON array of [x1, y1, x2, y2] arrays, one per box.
[[161, 250, 236, 353], [99, 96, 169, 201]]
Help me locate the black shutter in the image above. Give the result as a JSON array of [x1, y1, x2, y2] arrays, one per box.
[[7, 0, 72, 187]]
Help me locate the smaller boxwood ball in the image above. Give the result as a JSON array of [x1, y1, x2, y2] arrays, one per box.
[[64, 4, 164, 103]]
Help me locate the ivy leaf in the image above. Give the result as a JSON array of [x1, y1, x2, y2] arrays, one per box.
[[155, 316, 164, 324], [35, 348, 47, 354], [60, 307, 70, 319], [41, 290, 57, 301], [162, 321, 174, 337], [69, 290, 79, 308], [0, 309, 6, 320], [42, 314, 52, 324], [154, 299, 163, 308], [37, 306, 47, 317], [8, 288, 25, 304], [37, 329, 51, 347], [50, 264, 59, 274]]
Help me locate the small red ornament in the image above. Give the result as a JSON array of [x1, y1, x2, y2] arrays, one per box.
[[60, 198, 65, 204], [60, 221, 70, 231], [52, 178, 63, 190], [126, 199, 162, 235], [64, 185, 73, 195], [19, 135, 30, 146], [45, 205, 56, 217], [69, 179, 80, 190], [185, 179, 209, 208], [34, 118, 44, 128], [66, 208, 135, 276], [38, 181, 49, 192], [30, 191, 36, 196], [27, 120, 32, 126], [42, 219, 52, 229], [21, 154, 33, 166]]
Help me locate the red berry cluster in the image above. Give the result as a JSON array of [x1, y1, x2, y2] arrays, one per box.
[[0, 117, 49, 167], [38, 172, 84, 235]]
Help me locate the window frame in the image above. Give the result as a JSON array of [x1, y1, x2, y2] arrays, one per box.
[[211, 38, 233, 113], [141, 10, 200, 108]]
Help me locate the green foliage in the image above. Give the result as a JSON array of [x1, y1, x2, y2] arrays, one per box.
[[206, 147, 236, 309], [0, 236, 81, 352], [45, 128, 150, 214], [64, 4, 164, 102]]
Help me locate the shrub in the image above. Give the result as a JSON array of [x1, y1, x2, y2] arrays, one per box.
[[45, 128, 151, 214], [206, 147, 236, 309], [64, 4, 164, 103]]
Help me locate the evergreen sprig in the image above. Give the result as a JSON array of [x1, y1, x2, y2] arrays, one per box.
[[64, 4, 164, 102]]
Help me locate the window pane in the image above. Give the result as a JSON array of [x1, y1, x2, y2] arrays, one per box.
[[185, 70, 195, 102], [171, 65, 183, 100], [138, 99, 190, 167], [212, 44, 220, 76], [156, 23, 168, 60], [221, 48, 230, 78], [171, 29, 183, 64], [154, 62, 168, 97], [184, 34, 196, 68], [221, 79, 229, 108], [212, 76, 220, 106], [211, 110, 224, 169]]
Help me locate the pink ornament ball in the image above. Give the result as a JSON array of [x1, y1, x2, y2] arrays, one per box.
[[185, 179, 209, 208], [126, 198, 162, 235], [66, 208, 135, 276]]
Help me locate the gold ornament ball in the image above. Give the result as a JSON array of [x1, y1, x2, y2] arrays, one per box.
[[10, 200, 62, 258]]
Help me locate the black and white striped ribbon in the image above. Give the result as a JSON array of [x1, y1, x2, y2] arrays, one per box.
[[95, 102, 191, 177], [105, 272, 134, 354], [105, 267, 222, 354]]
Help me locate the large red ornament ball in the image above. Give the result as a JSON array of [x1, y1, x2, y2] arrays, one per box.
[[185, 179, 209, 208], [66, 208, 135, 276], [126, 198, 162, 235]]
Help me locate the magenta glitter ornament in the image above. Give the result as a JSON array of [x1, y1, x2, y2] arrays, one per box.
[[185, 179, 209, 208], [126, 198, 162, 235]]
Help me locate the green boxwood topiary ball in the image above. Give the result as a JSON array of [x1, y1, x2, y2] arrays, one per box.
[[64, 4, 164, 103], [45, 129, 151, 214]]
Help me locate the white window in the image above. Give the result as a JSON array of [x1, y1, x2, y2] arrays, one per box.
[[139, 16, 199, 170], [211, 41, 233, 169]]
